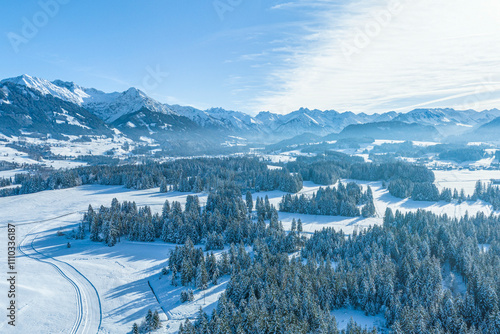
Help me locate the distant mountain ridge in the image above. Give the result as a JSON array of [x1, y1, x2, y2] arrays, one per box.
[[339, 121, 440, 141], [1, 74, 499, 147]]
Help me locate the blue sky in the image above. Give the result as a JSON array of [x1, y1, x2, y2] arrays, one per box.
[[2, 0, 500, 115]]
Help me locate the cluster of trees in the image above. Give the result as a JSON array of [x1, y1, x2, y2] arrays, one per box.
[[180, 208, 500, 333], [388, 179, 500, 207], [439, 146, 487, 163], [254, 169, 303, 193], [0, 177, 11, 187], [180, 245, 378, 333], [76, 154, 120, 166], [349, 161, 435, 183], [472, 181, 500, 210], [131, 309, 161, 334], [180, 289, 194, 303], [279, 182, 376, 218], [286, 152, 359, 185], [369, 142, 490, 163], [170, 165, 303, 194], [0, 157, 305, 198], [168, 238, 248, 289], [0, 161, 18, 170], [82, 189, 246, 247], [83, 199, 156, 246], [287, 154, 435, 188], [387, 179, 448, 201], [82, 182, 304, 253], [6, 142, 57, 161], [369, 141, 426, 158]]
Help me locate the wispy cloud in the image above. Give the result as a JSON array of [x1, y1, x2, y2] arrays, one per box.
[[253, 0, 500, 114]]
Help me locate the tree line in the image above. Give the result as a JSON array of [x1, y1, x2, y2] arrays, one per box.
[[279, 182, 376, 218]]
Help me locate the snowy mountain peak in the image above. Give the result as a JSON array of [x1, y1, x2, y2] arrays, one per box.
[[1, 74, 90, 105], [123, 87, 146, 98], [1, 74, 35, 86], [84, 87, 176, 122], [1, 74, 176, 123]]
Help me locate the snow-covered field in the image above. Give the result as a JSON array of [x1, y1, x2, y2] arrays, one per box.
[[434, 169, 500, 195], [0, 144, 88, 169], [254, 180, 499, 234], [0, 144, 40, 165], [331, 308, 385, 331], [0, 132, 141, 168], [0, 186, 207, 334], [0, 169, 27, 179]]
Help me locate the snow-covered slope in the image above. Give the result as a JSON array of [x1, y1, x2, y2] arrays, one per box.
[[168, 105, 232, 130], [0, 79, 113, 138], [393, 108, 500, 136], [1, 74, 90, 105], [1, 75, 176, 123], [83, 87, 176, 123]]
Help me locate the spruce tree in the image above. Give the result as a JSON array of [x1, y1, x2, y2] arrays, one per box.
[[132, 322, 139, 334], [181, 256, 194, 286], [197, 259, 209, 290], [152, 310, 160, 329], [246, 190, 253, 213]]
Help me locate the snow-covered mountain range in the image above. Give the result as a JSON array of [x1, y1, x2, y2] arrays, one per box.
[[1, 74, 500, 147]]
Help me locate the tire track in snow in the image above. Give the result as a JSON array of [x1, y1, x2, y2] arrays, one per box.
[[0, 211, 85, 228], [19, 234, 83, 334], [17, 215, 102, 334]]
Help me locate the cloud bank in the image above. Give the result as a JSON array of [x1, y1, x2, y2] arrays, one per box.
[[254, 0, 500, 114]]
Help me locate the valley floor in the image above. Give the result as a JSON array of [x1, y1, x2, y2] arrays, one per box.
[[0, 175, 498, 333]]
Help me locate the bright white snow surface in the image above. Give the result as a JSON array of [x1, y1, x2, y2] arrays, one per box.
[[0, 177, 497, 333], [331, 308, 385, 331], [434, 169, 500, 195], [0, 186, 207, 334], [0, 169, 27, 180], [0, 143, 89, 168], [253, 180, 499, 235]]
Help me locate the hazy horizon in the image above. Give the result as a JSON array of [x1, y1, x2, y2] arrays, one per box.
[[2, 1, 500, 115]]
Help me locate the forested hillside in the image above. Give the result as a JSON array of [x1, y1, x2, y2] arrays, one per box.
[[177, 209, 500, 333]]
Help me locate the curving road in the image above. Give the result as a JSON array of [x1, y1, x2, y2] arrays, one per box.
[[18, 226, 102, 334]]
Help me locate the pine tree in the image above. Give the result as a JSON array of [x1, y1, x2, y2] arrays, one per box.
[[264, 195, 271, 219], [145, 309, 153, 331], [90, 215, 101, 242], [162, 199, 171, 219], [181, 256, 194, 286], [152, 310, 160, 329], [197, 259, 209, 290], [246, 190, 253, 213], [171, 266, 178, 286], [160, 179, 168, 192]]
